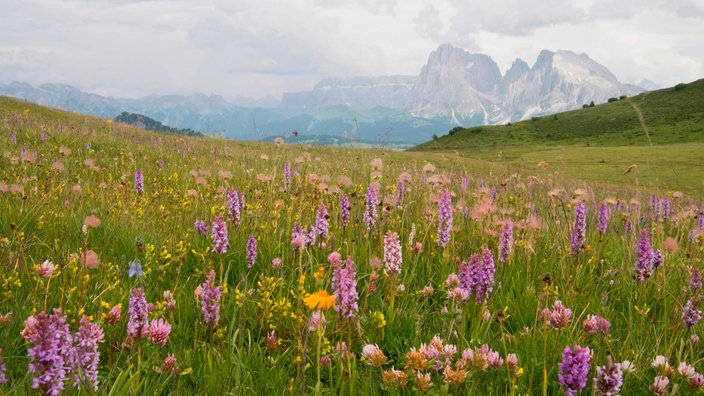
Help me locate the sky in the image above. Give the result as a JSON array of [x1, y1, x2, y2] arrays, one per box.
[[1, 0, 703, 102]]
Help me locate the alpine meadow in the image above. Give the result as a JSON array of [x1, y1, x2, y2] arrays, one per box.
[[1, 78, 704, 396]]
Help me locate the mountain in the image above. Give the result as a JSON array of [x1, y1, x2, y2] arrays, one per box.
[[1, 44, 649, 145], [114, 111, 202, 136]]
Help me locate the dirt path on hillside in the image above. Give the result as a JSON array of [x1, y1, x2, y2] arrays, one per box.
[[626, 94, 652, 146]]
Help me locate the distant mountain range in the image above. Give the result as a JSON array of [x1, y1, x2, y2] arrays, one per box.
[[0, 44, 649, 145]]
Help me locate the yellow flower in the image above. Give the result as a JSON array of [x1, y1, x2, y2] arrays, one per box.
[[304, 290, 336, 310]]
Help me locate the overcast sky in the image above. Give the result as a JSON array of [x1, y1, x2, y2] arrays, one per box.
[[2, 0, 703, 101]]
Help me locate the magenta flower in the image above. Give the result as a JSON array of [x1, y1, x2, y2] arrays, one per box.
[[383, 231, 402, 277], [558, 344, 591, 396], [332, 256, 359, 319], [476, 248, 495, 303], [690, 268, 702, 292], [597, 201, 609, 235], [0, 348, 6, 384], [583, 315, 611, 335], [396, 180, 405, 206], [26, 309, 74, 395], [340, 194, 351, 228], [634, 228, 653, 281], [127, 287, 149, 339], [194, 219, 209, 235], [134, 170, 144, 194], [316, 202, 329, 239], [570, 201, 587, 256], [437, 190, 453, 248], [227, 188, 243, 226], [499, 220, 513, 264], [149, 318, 171, 347], [72, 316, 104, 391], [364, 184, 378, 230], [594, 356, 623, 396], [211, 214, 229, 255], [246, 235, 257, 269], [682, 299, 702, 328], [200, 270, 221, 328]]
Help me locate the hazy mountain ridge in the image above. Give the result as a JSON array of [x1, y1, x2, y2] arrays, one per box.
[[1, 44, 650, 144]]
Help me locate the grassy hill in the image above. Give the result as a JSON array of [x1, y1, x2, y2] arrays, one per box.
[[411, 79, 704, 196], [3, 92, 704, 394], [114, 111, 203, 136], [413, 78, 704, 149]]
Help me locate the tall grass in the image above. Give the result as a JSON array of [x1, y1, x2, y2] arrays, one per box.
[[1, 98, 704, 394]]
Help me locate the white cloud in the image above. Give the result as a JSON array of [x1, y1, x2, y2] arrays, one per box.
[[0, 0, 702, 99]]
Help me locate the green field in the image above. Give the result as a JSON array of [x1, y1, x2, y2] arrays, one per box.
[[1, 93, 704, 395]]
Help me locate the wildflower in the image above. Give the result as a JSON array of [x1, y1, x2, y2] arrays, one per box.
[[383, 231, 402, 277], [73, 316, 104, 391], [405, 347, 429, 371], [597, 201, 609, 234], [364, 184, 378, 230], [103, 304, 122, 326], [476, 248, 496, 303], [0, 348, 6, 384], [361, 344, 387, 367], [443, 365, 467, 386], [664, 237, 678, 253], [303, 290, 336, 310], [227, 188, 243, 226], [437, 190, 453, 248], [499, 220, 514, 263], [211, 215, 229, 254], [690, 267, 702, 292], [148, 318, 171, 347], [583, 315, 611, 335], [459, 254, 480, 297], [316, 203, 329, 239], [163, 291, 176, 310], [200, 270, 221, 328], [37, 260, 55, 278], [83, 250, 100, 269], [271, 257, 282, 269], [128, 260, 143, 278], [649, 376, 669, 395], [558, 344, 591, 396], [652, 249, 662, 269], [396, 180, 404, 206], [332, 256, 358, 319], [83, 215, 101, 228], [507, 353, 520, 375], [570, 201, 587, 256], [688, 373, 704, 390], [414, 372, 433, 392], [618, 360, 635, 373], [678, 361, 696, 379], [127, 288, 149, 338], [625, 219, 633, 234], [283, 162, 291, 190], [381, 367, 408, 389], [291, 222, 305, 250], [340, 194, 351, 227], [682, 299, 701, 328], [594, 356, 622, 396], [162, 354, 179, 375], [26, 309, 74, 395], [265, 331, 279, 353], [194, 219, 209, 235], [547, 301, 573, 330], [246, 235, 257, 269], [134, 170, 144, 194], [307, 310, 326, 332], [305, 224, 316, 248], [651, 355, 670, 371], [634, 228, 653, 281]]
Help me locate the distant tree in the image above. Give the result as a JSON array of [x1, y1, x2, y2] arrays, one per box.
[[619, 95, 627, 100], [448, 126, 464, 135], [607, 97, 618, 103], [589, 101, 595, 107], [674, 83, 687, 91]]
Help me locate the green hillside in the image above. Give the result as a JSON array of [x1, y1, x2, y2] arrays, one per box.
[[410, 79, 704, 196], [114, 111, 203, 136], [412, 78, 704, 150]]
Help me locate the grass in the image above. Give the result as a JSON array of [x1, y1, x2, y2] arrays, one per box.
[[1, 96, 704, 395], [411, 79, 704, 197]]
